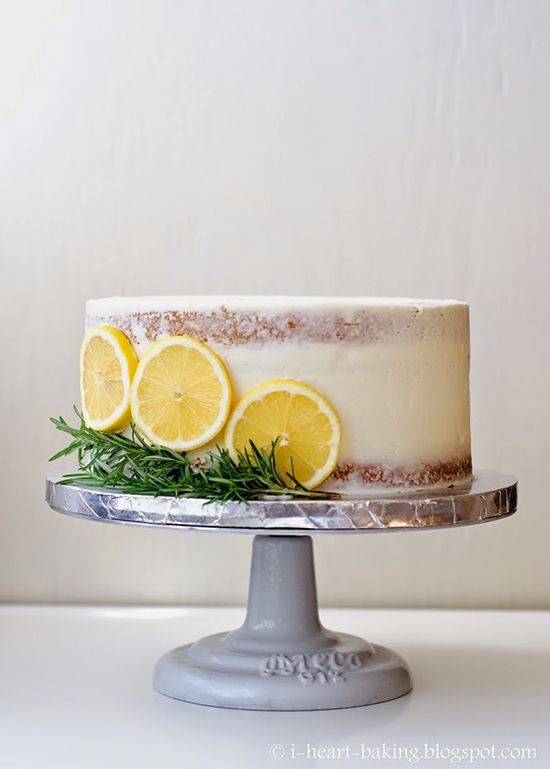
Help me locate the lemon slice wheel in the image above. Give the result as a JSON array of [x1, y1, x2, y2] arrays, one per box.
[[225, 379, 341, 490], [80, 325, 138, 432], [130, 336, 232, 451]]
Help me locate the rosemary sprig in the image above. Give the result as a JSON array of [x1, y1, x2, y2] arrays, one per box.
[[49, 408, 340, 502]]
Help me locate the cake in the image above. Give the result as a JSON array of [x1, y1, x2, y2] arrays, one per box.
[[85, 296, 472, 493]]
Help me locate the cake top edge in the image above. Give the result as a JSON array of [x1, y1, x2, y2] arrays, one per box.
[[87, 296, 468, 314]]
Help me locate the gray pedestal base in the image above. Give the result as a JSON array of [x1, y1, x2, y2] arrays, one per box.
[[153, 535, 412, 710]]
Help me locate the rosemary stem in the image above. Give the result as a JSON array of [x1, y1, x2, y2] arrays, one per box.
[[49, 410, 340, 503]]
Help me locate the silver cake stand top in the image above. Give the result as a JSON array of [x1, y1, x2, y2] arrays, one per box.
[[45, 470, 517, 534]]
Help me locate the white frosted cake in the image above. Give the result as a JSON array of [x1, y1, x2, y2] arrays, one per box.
[[86, 296, 472, 493]]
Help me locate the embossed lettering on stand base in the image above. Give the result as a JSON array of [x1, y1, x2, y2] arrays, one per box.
[[261, 651, 364, 684]]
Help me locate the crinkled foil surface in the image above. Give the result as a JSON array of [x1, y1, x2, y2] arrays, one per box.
[[45, 471, 517, 534]]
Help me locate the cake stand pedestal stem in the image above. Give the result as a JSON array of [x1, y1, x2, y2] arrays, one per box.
[[225, 535, 336, 653]]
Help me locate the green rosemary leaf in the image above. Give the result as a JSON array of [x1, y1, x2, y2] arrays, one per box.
[[49, 409, 340, 503]]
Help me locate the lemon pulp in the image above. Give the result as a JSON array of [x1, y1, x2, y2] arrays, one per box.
[[131, 336, 232, 450], [225, 379, 341, 489], [80, 325, 137, 432]]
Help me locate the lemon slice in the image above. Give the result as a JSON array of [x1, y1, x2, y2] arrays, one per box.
[[130, 336, 232, 450], [80, 325, 138, 432], [225, 379, 341, 489]]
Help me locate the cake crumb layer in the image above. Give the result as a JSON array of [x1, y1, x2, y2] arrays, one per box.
[[330, 456, 473, 489]]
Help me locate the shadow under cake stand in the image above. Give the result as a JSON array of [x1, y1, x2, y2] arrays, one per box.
[[46, 470, 517, 711]]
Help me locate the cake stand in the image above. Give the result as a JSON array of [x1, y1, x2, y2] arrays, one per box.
[[45, 470, 517, 711]]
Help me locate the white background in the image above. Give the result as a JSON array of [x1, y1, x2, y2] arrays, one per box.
[[1, 0, 548, 607]]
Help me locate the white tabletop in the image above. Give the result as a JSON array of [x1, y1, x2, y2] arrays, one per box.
[[0, 606, 548, 768]]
